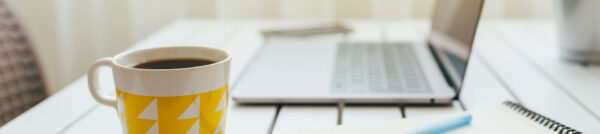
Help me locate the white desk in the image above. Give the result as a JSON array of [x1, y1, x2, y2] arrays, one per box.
[[1, 20, 600, 133]]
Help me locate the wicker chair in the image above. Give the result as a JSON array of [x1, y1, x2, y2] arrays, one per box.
[[0, 0, 48, 126]]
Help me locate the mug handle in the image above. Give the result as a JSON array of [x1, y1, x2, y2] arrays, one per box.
[[87, 57, 117, 108]]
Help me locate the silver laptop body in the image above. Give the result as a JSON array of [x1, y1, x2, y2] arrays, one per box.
[[232, 0, 484, 104]]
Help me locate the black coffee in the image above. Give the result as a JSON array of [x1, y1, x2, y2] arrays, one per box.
[[133, 58, 216, 69]]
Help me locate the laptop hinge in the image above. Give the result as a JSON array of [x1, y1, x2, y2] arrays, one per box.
[[427, 43, 460, 100]]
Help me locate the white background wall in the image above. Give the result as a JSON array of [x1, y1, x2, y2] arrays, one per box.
[[5, 0, 554, 94]]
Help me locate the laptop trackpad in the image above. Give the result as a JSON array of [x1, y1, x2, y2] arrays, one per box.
[[234, 35, 342, 96]]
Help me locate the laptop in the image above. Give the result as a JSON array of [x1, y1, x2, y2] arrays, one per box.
[[232, 0, 484, 104]]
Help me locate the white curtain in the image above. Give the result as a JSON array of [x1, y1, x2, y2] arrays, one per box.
[[6, 0, 553, 94]]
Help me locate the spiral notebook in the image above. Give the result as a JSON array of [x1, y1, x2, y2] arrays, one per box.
[[279, 101, 581, 134]]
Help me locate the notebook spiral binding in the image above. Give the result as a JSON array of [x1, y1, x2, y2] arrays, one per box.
[[503, 101, 582, 134]]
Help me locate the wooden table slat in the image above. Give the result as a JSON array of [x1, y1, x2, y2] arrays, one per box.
[[474, 23, 600, 133], [341, 106, 402, 125], [225, 100, 277, 134], [459, 55, 518, 110], [272, 106, 338, 133], [61, 105, 121, 134], [493, 23, 600, 119]]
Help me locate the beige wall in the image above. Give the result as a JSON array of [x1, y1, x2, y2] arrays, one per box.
[[5, 0, 554, 94], [6, 0, 61, 94]]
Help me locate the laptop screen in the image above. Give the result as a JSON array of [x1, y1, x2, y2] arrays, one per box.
[[428, 0, 484, 96]]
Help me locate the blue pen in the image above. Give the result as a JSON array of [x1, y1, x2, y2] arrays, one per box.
[[402, 113, 472, 134]]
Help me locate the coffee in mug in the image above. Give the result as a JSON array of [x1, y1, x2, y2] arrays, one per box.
[[133, 59, 216, 69]]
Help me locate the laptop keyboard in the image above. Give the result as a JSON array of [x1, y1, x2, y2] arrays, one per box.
[[331, 42, 431, 93]]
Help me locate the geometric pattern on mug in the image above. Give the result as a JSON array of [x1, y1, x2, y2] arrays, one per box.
[[116, 85, 228, 134]]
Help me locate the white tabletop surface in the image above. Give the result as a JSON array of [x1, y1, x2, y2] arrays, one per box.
[[1, 19, 599, 134]]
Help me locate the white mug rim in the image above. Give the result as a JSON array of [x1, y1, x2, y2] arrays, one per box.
[[111, 46, 231, 72]]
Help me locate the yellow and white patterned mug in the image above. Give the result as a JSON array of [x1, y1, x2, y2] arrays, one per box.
[[87, 46, 231, 134]]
